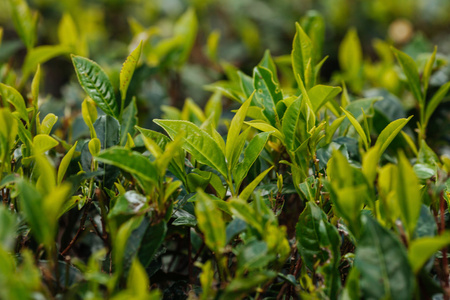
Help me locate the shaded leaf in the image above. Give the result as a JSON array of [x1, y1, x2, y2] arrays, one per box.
[[355, 216, 413, 300]]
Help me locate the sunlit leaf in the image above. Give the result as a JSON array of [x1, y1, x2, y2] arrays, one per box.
[[72, 55, 119, 119]]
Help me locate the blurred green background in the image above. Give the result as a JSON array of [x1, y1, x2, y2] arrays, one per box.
[[1, 0, 449, 147]]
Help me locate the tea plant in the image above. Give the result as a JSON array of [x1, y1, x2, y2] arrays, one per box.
[[1, 1, 450, 299]]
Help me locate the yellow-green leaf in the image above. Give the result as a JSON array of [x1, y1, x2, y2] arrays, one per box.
[[195, 190, 226, 253], [396, 151, 421, 239], [0, 83, 29, 124], [57, 142, 78, 184], [341, 107, 369, 150], [120, 40, 142, 102], [33, 134, 59, 155], [82, 97, 98, 138], [39, 113, 58, 135], [239, 166, 273, 201], [408, 232, 450, 274], [392, 47, 423, 104], [375, 116, 412, 156]]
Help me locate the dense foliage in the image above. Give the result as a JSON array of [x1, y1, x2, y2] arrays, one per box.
[[1, 0, 450, 299]]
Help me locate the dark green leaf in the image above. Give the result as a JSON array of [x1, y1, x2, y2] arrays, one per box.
[[120, 99, 138, 146], [392, 47, 423, 104], [72, 55, 119, 119], [355, 216, 414, 300], [96, 147, 158, 183], [138, 221, 167, 268], [253, 66, 283, 127], [233, 131, 271, 189]]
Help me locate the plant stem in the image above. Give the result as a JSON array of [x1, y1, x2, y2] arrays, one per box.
[[60, 199, 92, 256]]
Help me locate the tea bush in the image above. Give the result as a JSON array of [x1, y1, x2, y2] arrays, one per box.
[[0, 0, 450, 299]]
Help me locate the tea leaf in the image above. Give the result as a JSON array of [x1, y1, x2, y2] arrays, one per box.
[[422, 46, 437, 94], [33, 134, 58, 155], [239, 166, 273, 201], [408, 232, 450, 274], [424, 81, 450, 127], [57, 141, 78, 184], [23, 45, 72, 80], [244, 121, 284, 141], [339, 29, 362, 81], [154, 119, 227, 178], [72, 55, 119, 119], [396, 151, 421, 239], [0, 83, 29, 124], [282, 97, 302, 151], [355, 215, 414, 300], [292, 22, 313, 86], [296, 201, 340, 270], [8, 0, 37, 50], [96, 147, 158, 183], [120, 98, 138, 146], [127, 258, 151, 298], [138, 221, 167, 268], [195, 190, 226, 254], [173, 8, 198, 66], [58, 13, 78, 51], [88, 138, 101, 157], [17, 180, 51, 247], [253, 66, 283, 127], [375, 116, 412, 156], [120, 41, 142, 103], [341, 107, 369, 150], [82, 98, 98, 138], [233, 131, 271, 189], [226, 93, 253, 168], [39, 113, 58, 135], [309, 85, 342, 113], [94, 115, 120, 149], [258, 50, 278, 83], [392, 47, 423, 104], [0, 109, 18, 157], [31, 65, 41, 109], [238, 71, 255, 98]]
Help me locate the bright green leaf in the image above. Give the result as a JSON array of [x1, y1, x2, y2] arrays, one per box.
[[154, 119, 227, 178], [96, 147, 158, 183], [195, 190, 226, 254], [72, 55, 119, 119], [392, 47, 423, 104], [120, 41, 142, 103]]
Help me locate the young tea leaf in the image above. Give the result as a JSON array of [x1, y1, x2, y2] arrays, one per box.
[[424, 81, 450, 127], [396, 151, 422, 239], [72, 55, 119, 119], [57, 141, 78, 184], [408, 232, 450, 274], [392, 47, 423, 104], [341, 107, 369, 150], [120, 41, 142, 104], [0, 83, 29, 124], [195, 190, 226, 254], [292, 22, 313, 86], [374, 116, 412, 157], [253, 66, 283, 127], [154, 119, 227, 178]]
